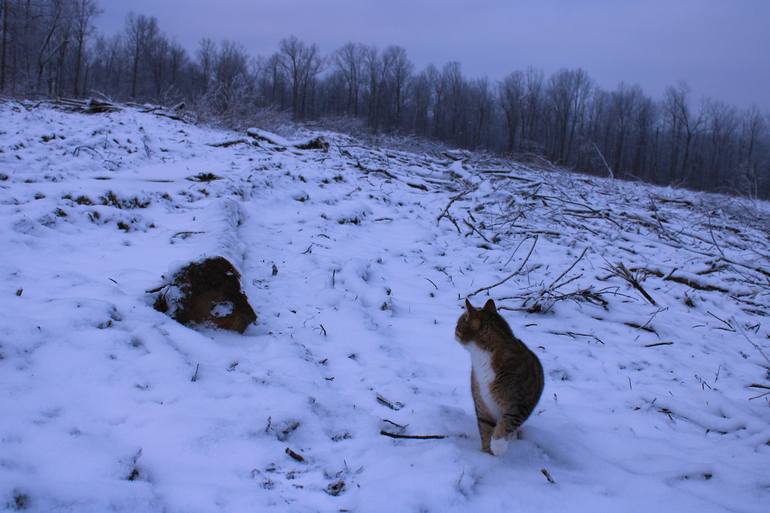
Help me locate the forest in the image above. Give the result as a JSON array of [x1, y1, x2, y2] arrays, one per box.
[[1, 0, 768, 198]]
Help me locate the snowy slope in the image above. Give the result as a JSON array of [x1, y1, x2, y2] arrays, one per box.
[[1, 101, 768, 513]]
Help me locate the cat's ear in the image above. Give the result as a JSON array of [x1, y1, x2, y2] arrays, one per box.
[[483, 299, 497, 313], [465, 298, 476, 314]]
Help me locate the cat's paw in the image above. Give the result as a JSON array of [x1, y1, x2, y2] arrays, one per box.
[[490, 436, 509, 456]]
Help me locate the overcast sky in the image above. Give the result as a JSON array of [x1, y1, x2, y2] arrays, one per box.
[[96, 0, 770, 110]]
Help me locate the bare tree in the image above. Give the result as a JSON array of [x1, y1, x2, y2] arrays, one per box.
[[72, 0, 100, 96], [521, 67, 544, 144], [0, 0, 9, 92], [36, 0, 67, 93], [382, 45, 412, 127], [279, 35, 322, 119], [664, 82, 703, 184], [499, 71, 525, 151], [362, 45, 381, 128], [333, 42, 364, 116], [547, 68, 592, 162], [125, 12, 157, 98]]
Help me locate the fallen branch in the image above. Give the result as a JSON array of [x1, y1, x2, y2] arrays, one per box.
[[592, 142, 614, 179], [437, 190, 472, 224], [549, 330, 605, 344], [191, 363, 200, 382], [633, 267, 729, 293], [605, 261, 657, 305], [285, 447, 305, 462], [644, 341, 674, 348], [541, 468, 556, 484], [354, 160, 398, 180], [548, 247, 589, 292], [463, 218, 491, 243], [376, 393, 404, 411], [706, 311, 735, 332], [736, 323, 770, 367], [380, 430, 445, 440], [208, 139, 249, 148]]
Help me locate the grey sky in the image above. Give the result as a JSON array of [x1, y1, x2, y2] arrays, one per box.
[[96, 0, 770, 110]]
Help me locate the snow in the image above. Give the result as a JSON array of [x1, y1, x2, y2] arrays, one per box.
[[0, 100, 768, 513]]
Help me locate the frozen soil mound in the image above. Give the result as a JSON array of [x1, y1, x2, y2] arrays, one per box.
[[153, 256, 257, 333]]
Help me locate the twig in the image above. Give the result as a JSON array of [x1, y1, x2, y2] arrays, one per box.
[[642, 306, 668, 330], [285, 448, 305, 462], [502, 237, 528, 269], [437, 191, 471, 234], [706, 311, 735, 332], [376, 393, 404, 411], [437, 190, 472, 224], [468, 236, 538, 298], [550, 330, 605, 344], [547, 247, 589, 291], [144, 284, 167, 294], [191, 363, 200, 382], [736, 322, 770, 367], [382, 419, 407, 430], [605, 261, 657, 305], [463, 218, 491, 243], [380, 430, 445, 440], [541, 468, 556, 484], [644, 341, 674, 348], [592, 142, 614, 179]]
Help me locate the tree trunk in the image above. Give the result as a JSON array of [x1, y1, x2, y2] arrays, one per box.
[[73, 33, 84, 96], [0, 0, 7, 92], [131, 41, 140, 98]]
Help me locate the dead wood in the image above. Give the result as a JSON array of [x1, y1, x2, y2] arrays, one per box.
[[549, 330, 605, 344], [294, 136, 329, 151], [541, 468, 556, 484], [376, 393, 404, 411], [208, 139, 249, 148], [605, 261, 657, 305], [633, 267, 728, 293], [380, 430, 446, 440], [285, 448, 305, 462]]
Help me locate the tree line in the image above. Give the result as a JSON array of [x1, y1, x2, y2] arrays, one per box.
[[1, 0, 768, 198]]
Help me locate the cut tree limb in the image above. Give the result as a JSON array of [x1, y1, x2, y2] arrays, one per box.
[[380, 430, 446, 440]]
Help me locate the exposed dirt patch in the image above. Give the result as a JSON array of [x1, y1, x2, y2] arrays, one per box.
[[153, 256, 257, 333]]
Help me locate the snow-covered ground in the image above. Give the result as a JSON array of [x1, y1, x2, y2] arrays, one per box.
[[1, 101, 768, 513]]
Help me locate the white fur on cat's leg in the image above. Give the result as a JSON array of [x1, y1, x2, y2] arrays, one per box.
[[490, 436, 509, 456]]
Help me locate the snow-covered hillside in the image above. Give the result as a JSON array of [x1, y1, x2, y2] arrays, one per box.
[[1, 100, 768, 513]]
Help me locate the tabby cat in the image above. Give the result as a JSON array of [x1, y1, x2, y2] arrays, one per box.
[[455, 299, 544, 455]]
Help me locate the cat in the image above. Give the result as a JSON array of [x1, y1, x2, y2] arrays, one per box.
[[455, 298, 544, 455]]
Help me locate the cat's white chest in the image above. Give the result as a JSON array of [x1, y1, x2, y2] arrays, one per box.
[[467, 344, 502, 420]]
